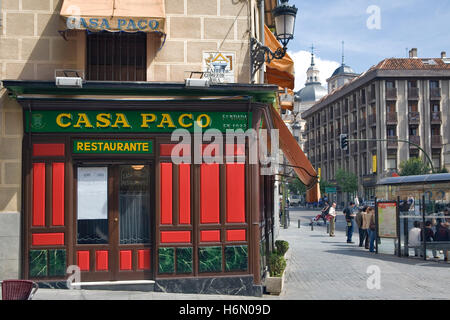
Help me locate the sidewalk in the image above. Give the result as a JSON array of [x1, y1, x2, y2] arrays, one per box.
[[29, 208, 450, 300]]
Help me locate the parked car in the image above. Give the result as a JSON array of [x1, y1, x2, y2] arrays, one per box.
[[289, 195, 301, 206]]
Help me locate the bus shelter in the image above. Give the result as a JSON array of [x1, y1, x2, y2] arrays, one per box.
[[375, 174, 450, 261]]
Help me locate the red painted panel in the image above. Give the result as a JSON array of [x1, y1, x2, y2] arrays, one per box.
[[200, 164, 220, 224], [32, 233, 65, 246], [32, 163, 46, 227], [178, 164, 191, 225], [52, 162, 65, 226], [96, 251, 108, 271], [33, 143, 65, 157], [226, 229, 246, 242], [77, 251, 90, 271], [138, 249, 151, 270], [120, 250, 132, 271], [226, 163, 246, 223], [160, 231, 191, 243], [225, 144, 245, 156], [160, 144, 190, 157], [200, 230, 221, 242], [160, 163, 173, 225]]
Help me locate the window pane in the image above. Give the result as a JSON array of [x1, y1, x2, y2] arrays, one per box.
[[119, 165, 151, 244], [77, 167, 108, 244]]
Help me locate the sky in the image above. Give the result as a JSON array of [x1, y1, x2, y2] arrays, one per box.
[[286, 0, 450, 92]]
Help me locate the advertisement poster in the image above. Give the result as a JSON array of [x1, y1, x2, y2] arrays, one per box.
[[377, 202, 398, 238]]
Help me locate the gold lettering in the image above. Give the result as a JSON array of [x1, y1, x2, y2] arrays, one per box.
[[56, 113, 72, 128], [130, 143, 137, 152], [141, 113, 156, 128], [178, 113, 193, 128], [73, 113, 94, 128], [91, 142, 98, 151], [104, 143, 110, 151], [117, 142, 124, 151], [112, 113, 131, 128], [96, 113, 112, 128], [142, 143, 149, 152], [157, 113, 176, 128], [197, 114, 211, 128], [85, 142, 91, 151], [124, 143, 130, 152], [76, 141, 83, 151]]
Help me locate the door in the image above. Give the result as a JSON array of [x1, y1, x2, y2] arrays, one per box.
[[75, 164, 153, 281]]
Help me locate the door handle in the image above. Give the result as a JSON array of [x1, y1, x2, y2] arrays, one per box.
[[114, 218, 118, 222]]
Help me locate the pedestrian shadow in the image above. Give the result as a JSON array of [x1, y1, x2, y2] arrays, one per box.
[[324, 249, 450, 268]]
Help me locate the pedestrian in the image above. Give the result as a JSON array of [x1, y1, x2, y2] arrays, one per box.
[[328, 202, 337, 237], [355, 206, 368, 247], [435, 220, 450, 261], [321, 201, 330, 225], [365, 207, 376, 252], [344, 201, 356, 243], [408, 221, 421, 257], [354, 195, 360, 208]]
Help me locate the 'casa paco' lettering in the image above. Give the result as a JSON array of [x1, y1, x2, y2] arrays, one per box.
[[55, 113, 212, 129]]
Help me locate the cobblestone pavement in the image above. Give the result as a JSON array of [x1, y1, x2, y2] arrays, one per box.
[[29, 209, 449, 300]]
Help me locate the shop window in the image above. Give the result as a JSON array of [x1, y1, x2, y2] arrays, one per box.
[[77, 167, 109, 244], [86, 32, 147, 81]]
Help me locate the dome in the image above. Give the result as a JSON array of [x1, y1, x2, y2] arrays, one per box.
[[296, 83, 328, 102], [331, 64, 355, 77]]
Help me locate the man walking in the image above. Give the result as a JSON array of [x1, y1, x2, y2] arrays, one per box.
[[328, 202, 337, 237], [344, 202, 356, 243]]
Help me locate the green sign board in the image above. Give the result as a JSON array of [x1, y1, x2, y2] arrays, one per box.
[[73, 140, 153, 154], [325, 187, 337, 193], [25, 111, 251, 133]]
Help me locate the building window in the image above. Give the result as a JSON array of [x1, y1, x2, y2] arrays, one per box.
[[386, 81, 395, 89], [408, 102, 418, 112], [431, 101, 440, 112], [408, 80, 417, 88], [430, 80, 439, 89], [387, 158, 397, 170], [386, 101, 396, 113], [387, 127, 396, 137], [431, 125, 440, 136], [86, 32, 147, 81], [409, 126, 418, 136]]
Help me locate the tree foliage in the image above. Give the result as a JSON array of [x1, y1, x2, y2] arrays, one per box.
[[399, 157, 431, 176], [335, 169, 358, 194], [319, 180, 334, 195], [287, 178, 306, 195]]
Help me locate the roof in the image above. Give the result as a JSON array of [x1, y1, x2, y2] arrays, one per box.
[[296, 83, 327, 103], [301, 56, 450, 118], [377, 173, 450, 185], [330, 64, 357, 77]]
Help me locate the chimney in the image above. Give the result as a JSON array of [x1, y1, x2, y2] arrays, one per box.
[[441, 51, 447, 59], [409, 48, 418, 58]]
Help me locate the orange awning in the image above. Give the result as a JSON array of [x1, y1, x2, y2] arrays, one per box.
[[270, 106, 320, 202], [60, 0, 165, 33], [264, 25, 295, 90]]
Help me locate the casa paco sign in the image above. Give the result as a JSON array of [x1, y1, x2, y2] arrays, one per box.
[[26, 111, 250, 133], [65, 16, 163, 33]]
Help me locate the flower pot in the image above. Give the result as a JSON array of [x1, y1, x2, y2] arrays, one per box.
[[264, 271, 285, 295]]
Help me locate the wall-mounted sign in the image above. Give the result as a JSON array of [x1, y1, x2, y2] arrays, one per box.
[[377, 202, 398, 238], [203, 52, 235, 83], [65, 17, 164, 33], [25, 111, 250, 133], [73, 140, 153, 154]]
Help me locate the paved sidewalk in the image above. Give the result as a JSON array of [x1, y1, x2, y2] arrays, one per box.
[[28, 209, 450, 300]]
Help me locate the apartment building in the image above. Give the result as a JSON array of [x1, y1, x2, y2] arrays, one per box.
[[302, 49, 450, 204]]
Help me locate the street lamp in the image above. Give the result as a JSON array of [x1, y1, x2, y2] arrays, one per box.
[[251, 0, 298, 79]]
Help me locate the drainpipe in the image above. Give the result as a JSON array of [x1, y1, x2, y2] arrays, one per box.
[[258, 0, 265, 84]]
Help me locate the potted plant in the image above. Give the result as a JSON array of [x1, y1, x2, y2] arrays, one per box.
[[265, 240, 289, 295]]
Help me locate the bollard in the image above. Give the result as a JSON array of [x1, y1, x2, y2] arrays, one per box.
[[298, 219, 301, 228], [310, 219, 314, 231]]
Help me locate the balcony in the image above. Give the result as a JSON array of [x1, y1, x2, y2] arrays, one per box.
[[322, 134, 328, 142], [409, 135, 420, 148], [335, 128, 341, 136], [368, 114, 377, 126], [408, 87, 419, 100], [335, 149, 342, 158], [344, 105, 349, 113], [350, 122, 357, 132], [386, 112, 398, 124], [317, 154, 322, 162], [408, 112, 420, 124], [310, 156, 315, 163], [342, 126, 349, 133], [369, 140, 377, 149], [310, 138, 315, 146], [329, 131, 334, 139], [335, 108, 341, 118], [386, 88, 397, 100], [369, 90, 376, 101], [351, 144, 358, 154], [431, 111, 442, 124], [387, 136, 398, 148], [350, 102, 357, 111], [359, 117, 367, 127], [431, 135, 442, 148], [359, 141, 367, 150], [430, 87, 441, 99], [322, 115, 327, 123], [323, 153, 328, 161]]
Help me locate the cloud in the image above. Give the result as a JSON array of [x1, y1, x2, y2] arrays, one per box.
[[288, 50, 341, 92]]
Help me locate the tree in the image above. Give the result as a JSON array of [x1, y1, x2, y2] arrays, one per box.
[[288, 178, 306, 195], [319, 180, 334, 195], [335, 169, 358, 194], [399, 157, 431, 176]]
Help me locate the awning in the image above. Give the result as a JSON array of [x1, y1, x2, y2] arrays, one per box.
[[270, 106, 320, 202], [264, 25, 295, 90], [60, 0, 165, 33]]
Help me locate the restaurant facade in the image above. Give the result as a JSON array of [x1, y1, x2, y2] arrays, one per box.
[[0, 0, 318, 296]]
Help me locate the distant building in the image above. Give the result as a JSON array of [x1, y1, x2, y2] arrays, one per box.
[[302, 48, 450, 204]]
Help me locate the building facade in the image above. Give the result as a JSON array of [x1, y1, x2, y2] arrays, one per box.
[[0, 0, 308, 296], [302, 49, 450, 205]]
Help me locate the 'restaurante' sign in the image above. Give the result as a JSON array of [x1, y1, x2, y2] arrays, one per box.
[[25, 111, 251, 133]]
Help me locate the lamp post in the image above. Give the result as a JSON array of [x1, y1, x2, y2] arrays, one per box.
[[251, 0, 298, 80]]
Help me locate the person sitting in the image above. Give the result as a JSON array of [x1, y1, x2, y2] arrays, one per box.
[[435, 220, 450, 262], [422, 221, 439, 259], [408, 221, 422, 257]]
